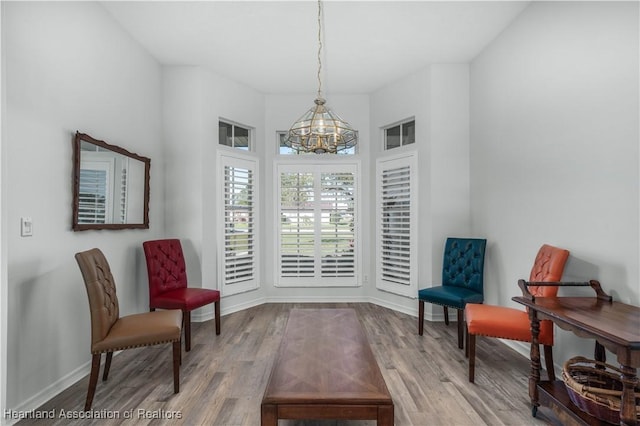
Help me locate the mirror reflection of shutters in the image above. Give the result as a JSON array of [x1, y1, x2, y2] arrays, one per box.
[[78, 167, 108, 224], [119, 161, 128, 224]]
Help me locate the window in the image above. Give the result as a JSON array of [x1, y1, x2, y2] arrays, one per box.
[[219, 120, 251, 150], [218, 152, 259, 295], [384, 119, 415, 150], [277, 131, 356, 155], [376, 152, 417, 297], [276, 163, 359, 286]]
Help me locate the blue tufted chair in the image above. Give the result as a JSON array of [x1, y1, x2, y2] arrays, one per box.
[[418, 237, 487, 349]]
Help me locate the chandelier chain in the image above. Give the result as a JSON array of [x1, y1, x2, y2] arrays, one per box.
[[283, 0, 358, 154], [317, 0, 322, 99]]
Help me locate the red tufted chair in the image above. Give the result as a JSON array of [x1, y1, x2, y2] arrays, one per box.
[[143, 239, 220, 352], [465, 244, 570, 383]]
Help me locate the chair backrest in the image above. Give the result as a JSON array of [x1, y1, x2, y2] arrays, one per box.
[[143, 239, 188, 301], [442, 237, 487, 294], [528, 244, 570, 297], [75, 248, 120, 349]]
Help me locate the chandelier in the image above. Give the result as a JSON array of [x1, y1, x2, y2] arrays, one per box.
[[284, 0, 358, 154]]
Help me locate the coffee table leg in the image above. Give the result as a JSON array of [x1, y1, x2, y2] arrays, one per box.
[[378, 405, 394, 426], [261, 404, 277, 426]]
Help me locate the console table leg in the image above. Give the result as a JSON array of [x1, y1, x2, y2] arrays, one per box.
[[619, 364, 638, 426], [528, 311, 542, 416]]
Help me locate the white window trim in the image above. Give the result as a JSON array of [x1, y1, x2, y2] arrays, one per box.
[[274, 158, 361, 287], [375, 150, 418, 297], [217, 150, 260, 296]]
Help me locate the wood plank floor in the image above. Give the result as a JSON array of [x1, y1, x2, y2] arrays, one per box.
[[18, 303, 556, 425]]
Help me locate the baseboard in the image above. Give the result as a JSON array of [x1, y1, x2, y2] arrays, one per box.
[[190, 296, 265, 322], [264, 295, 369, 304], [3, 357, 95, 426], [368, 296, 416, 318], [499, 338, 559, 377]]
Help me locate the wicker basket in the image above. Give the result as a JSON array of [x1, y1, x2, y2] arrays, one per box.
[[562, 356, 640, 424]]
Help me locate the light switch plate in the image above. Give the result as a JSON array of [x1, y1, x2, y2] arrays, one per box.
[[21, 217, 33, 237]]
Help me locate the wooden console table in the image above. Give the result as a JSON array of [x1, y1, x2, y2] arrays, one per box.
[[513, 280, 640, 426]]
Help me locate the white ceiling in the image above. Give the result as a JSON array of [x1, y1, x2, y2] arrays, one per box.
[[102, 1, 530, 95]]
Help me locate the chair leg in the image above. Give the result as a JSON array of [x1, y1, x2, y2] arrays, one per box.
[[172, 341, 180, 393], [85, 354, 101, 411], [418, 301, 424, 336], [444, 306, 449, 325], [457, 309, 464, 349], [184, 310, 192, 352], [468, 333, 476, 383], [465, 324, 469, 358], [215, 300, 221, 336], [102, 352, 113, 381], [544, 345, 555, 381]]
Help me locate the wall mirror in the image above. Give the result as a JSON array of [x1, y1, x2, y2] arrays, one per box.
[[72, 131, 150, 231]]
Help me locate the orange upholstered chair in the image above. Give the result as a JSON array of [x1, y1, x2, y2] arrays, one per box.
[[143, 239, 221, 352], [465, 244, 569, 383]]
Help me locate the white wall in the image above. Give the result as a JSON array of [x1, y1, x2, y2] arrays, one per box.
[[2, 1, 165, 413], [163, 66, 268, 316], [470, 1, 639, 363], [370, 65, 472, 317]]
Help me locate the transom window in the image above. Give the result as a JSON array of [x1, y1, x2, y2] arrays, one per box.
[[384, 119, 415, 150], [277, 131, 356, 155], [219, 120, 251, 151]]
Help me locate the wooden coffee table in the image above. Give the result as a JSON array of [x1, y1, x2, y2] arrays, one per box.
[[261, 308, 394, 425]]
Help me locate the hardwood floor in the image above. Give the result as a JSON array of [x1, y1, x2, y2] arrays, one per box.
[[18, 303, 555, 425]]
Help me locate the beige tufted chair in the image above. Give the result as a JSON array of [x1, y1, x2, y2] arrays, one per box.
[[75, 248, 183, 410]]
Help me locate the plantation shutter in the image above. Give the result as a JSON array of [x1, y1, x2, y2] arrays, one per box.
[[320, 172, 355, 277], [219, 153, 259, 295], [376, 153, 417, 297], [277, 163, 359, 287], [280, 172, 315, 278]]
